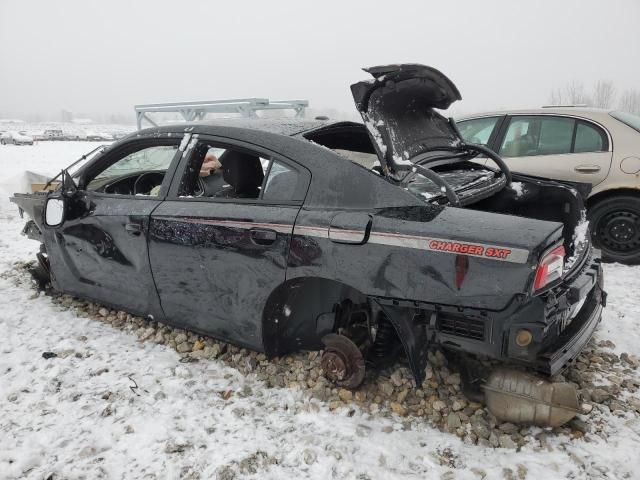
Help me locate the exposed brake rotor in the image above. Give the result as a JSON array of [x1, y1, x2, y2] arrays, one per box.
[[320, 333, 366, 389]]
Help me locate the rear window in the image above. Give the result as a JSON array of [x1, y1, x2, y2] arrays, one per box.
[[610, 111, 640, 133]]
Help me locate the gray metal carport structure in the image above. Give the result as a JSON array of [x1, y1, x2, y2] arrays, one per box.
[[134, 98, 309, 130]]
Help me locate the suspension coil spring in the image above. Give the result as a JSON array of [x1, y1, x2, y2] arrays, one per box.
[[371, 315, 397, 358]]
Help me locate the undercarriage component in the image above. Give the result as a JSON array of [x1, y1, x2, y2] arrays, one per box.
[[320, 333, 366, 389], [369, 313, 403, 367], [483, 369, 580, 427], [26, 247, 51, 290]]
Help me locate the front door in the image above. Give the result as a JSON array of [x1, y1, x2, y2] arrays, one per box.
[[42, 138, 182, 318], [148, 136, 309, 350]]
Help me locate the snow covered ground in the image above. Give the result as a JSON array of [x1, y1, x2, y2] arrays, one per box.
[[1, 142, 639, 479], [0, 121, 135, 140]]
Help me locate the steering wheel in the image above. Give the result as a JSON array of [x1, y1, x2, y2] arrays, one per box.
[[133, 172, 159, 195]]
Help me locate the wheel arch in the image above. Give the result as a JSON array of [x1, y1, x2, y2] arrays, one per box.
[[261, 276, 370, 357], [587, 187, 640, 209]]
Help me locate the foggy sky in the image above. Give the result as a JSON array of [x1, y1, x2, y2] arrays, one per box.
[[1, 0, 639, 122]]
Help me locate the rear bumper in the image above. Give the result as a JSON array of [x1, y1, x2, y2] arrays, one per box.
[[372, 248, 605, 386], [534, 257, 605, 375], [536, 281, 604, 375], [429, 249, 605, 374], [501, 248, 605, 375]]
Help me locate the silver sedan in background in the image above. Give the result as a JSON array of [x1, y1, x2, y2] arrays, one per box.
[[457, 108, 640, 264], [0, 130, 34, 145]]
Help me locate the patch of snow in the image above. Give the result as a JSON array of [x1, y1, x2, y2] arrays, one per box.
[[363, 116, 387, 157], [178, 133, 191, 152], [183, 135, 198, 156], [283, 305, 291, 317], [393, 154, 413, 166], [565, 210, 590, 271], [511, 181, 526, 198]]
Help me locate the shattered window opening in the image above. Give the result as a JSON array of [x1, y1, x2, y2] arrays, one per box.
[[177, 140, 302, 203]]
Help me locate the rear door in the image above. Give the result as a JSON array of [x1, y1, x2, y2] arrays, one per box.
[[495, 115, 613, 185], [148, 135, 310, 350], [43, 137, 182, 318]]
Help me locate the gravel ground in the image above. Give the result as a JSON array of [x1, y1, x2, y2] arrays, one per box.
[[9, 262, 639, 451]]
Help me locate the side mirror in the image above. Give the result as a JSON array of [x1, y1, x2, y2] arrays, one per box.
[[45, 197, 65, 227]]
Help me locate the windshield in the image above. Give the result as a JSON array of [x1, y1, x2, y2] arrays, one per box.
[[94, 145, 177, 180], [610, 111, 640, 133]]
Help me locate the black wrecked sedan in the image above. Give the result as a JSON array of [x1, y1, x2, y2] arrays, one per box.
[[11, 65, 605, 404]]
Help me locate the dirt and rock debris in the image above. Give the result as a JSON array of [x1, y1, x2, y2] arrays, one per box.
[[7, 261, 640, 453]]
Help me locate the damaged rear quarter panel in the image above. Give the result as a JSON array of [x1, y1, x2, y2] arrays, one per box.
[[287, 205, 560, 311]]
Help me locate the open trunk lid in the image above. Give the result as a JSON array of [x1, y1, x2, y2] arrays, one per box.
[[350, 64, 463, 170], [349, 64, 591, 275]]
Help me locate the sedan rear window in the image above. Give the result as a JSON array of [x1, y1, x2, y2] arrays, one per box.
[[610, 111, 640, 133], [499, 116, 608, 157]]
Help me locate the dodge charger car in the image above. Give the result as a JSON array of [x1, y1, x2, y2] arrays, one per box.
[[11, 64, 605, 392], [457, 108, 640, 265]]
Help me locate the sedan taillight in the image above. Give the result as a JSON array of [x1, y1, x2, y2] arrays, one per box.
[[534, 245, 565, 291]]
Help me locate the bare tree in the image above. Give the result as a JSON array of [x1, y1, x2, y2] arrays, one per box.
[[549, 87, 564, 106], [619, 89, 640, 115], [592, 80, 616, 109], [564, 81, 591, 105], [548, 81, 592, 106]]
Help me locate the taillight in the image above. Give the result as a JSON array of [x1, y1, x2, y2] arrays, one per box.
[[534, 245, 565, 291]]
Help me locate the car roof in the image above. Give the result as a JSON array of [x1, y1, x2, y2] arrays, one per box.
[[457, 107, 615, 121], [131, 118, 412, 211], [188, 117, 361, 137]]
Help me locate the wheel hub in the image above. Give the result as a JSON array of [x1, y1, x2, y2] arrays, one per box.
[[320, 333, 366, 389], [320, 351, 348, 383]]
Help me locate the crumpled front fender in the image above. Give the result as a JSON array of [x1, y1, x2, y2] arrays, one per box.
[[375, 301, 430, 386]]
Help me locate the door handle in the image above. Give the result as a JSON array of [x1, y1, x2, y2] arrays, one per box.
[[250, 228, 277, 245], [125, 223, 143, 236], [574, 165, 601, 173]]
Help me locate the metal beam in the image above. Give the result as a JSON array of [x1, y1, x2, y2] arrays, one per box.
[[134, 98, 309, 129]]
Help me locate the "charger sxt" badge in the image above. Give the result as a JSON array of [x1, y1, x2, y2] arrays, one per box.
[[424, 237, 528, 263], [428, 240, 512, 259]]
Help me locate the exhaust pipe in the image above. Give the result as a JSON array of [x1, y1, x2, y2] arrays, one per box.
[[482, 369, 580, 427]]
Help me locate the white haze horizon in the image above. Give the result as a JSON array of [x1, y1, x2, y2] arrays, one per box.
[[1, 0, 639, 123]]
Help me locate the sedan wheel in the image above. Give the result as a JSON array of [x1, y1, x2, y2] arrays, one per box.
[[589, 195, 640, 264]]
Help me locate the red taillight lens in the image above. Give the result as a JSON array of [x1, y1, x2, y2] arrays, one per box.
[[534, 245, 565, 291]]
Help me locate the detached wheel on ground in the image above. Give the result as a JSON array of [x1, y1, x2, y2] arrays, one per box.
[[589, 195, 640, 264]]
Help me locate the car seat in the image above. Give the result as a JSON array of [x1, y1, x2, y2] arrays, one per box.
[[217, 150, 264, 198]]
